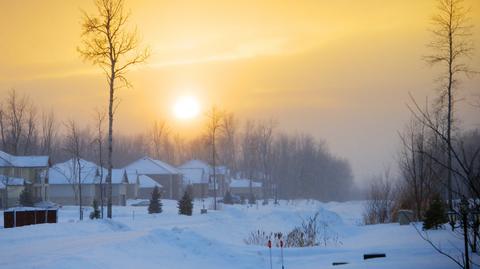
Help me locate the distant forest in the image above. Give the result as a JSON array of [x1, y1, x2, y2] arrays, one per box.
[[0, 89, 355, 201]]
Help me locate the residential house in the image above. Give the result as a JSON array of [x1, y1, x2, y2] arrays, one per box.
[[133, 174, 163, 199], [0, 150, 50, 207], [229, 179, 263, 199], [123, 157, 182, 199], [48, 159, 130, 206], [179, 160, 230, 198]]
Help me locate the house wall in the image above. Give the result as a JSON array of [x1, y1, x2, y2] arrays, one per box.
[[137, 187, 162, 199], [147, 174, 182, 200], [229, 187, 263, 199], [126, 184, 137, 200], [189, 183, 208, 199], [48, 184, 96, 206], [208, 176, 227, 197], [0, 185, 25, 208], [0, 166, 49, 202]]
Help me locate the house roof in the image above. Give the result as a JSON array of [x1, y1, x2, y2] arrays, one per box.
[[0, 150, 49, 168], [123, 156, 181, 175], [137, 174, 162, 188], [180, 168, 208, 185], [0, 175, 29, 189], [230, 179, 262, 188], [49, 158, 130, 185]]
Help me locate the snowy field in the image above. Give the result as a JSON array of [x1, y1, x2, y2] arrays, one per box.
[[0, 200, 467, 269]]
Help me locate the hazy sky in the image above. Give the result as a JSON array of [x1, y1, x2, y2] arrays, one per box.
[[1, 0, 479, 181]]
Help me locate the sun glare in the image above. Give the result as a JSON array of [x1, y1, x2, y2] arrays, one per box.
[[173, 96, 200, 120]]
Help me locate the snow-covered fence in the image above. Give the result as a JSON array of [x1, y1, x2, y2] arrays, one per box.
[[3, 208, 58, 228]]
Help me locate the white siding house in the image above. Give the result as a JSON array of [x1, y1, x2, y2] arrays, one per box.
[[123, 157, 182, 199], [49, 159, 130, 206], [0, 150, 50, 208]]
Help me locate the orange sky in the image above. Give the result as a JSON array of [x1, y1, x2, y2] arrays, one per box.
[[1, 0, 479, 180]]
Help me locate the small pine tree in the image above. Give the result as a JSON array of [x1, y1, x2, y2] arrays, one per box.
[[148, 186, 162, 214], [423, 194, 447, 230], [223, 190, 233, 205], [178, 190, 193, 216], [89, 199, 101, 219], [248, 193, 256, 205], [19, 187, 34, 207]]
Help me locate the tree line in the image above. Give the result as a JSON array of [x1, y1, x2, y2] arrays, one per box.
[[0, 89, 356, 202]]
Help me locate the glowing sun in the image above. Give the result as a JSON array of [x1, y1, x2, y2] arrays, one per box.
[[173, 96, 200, 120]]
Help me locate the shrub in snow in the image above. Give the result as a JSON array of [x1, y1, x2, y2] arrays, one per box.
[[178, 190, 193, 216], [423, 194, 447, 230], [223, 191, 233, 205], [362, 176, 395, 225], [148, 186, 163, 214], [244, 230, 284, 246], [245, 212, 341, 248], [19, 188, 34, 207], [90, 199, 101, 219]]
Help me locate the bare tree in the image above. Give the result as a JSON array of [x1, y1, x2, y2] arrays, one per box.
[[79, 0, 149, 218], [363, 169, 395, 225], [218, 112, 238, 174], [0, 89, 37, 155], [149, 120, 172, 161], [205, 106, 224, 210], [63, 120, 90, 220], [40, 110, 57, 157], [257, 119, 276, 201], [424, 0, 475, 208], [93, 108, 106, 218]]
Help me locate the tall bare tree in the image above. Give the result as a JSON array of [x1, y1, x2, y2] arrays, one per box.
[[424, 0, 475, 208], [79, 0, 149, 218], [205, 106, 224, 210]]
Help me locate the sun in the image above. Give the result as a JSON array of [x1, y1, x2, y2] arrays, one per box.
[[173, 96, 200, 120]]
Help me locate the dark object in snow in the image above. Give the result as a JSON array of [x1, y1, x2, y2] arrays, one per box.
[[4, 208, 58, 228], [332, 262, 349, 266], [178, 190, 193, 216], [423, 194, 447, 230], [148, 186, 163, 214], [201, 208, 207, 214], [223, 191, 234, 205], [89, 199, 101, 219], [363, 253, 386, 260]]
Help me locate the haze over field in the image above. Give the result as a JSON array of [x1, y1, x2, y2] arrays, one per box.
[[1, 0, 479, 180]]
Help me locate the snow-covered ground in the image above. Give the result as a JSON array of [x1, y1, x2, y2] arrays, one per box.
[[0, 200, 468, 269]]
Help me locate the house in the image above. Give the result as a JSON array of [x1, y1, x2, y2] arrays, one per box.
[[133, 174, 163, 199], [0, 176, 28, 208], [123, 157, 182, 199], [178, 160, 230, 198], [178, 160, 210, 198], [48, 159, 130, 206], [229, 179, 263, 199], [0, 150, 50, 208]]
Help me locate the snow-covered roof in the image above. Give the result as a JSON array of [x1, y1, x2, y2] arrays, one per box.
[[123, 157, 181, 175], [180, 168, 208, 185], [179, 159, 211, 172], [49, 159, 130, 185], [137, 174, 162, 188], [0, 150, 49, 168], [229, 179, 262, 188], [0, 175, 29, 189]]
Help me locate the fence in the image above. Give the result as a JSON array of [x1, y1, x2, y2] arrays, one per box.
[[3, 208, 58, 228]]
